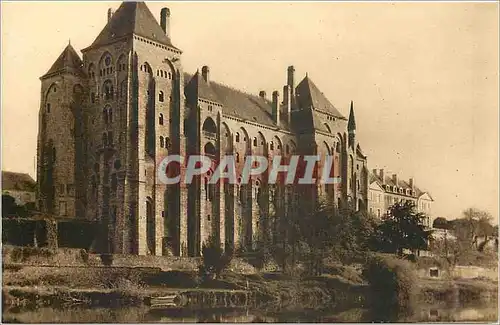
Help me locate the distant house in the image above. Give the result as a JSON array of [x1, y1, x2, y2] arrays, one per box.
[[368, 169, 434, 228], [2, 171, 36, 206]]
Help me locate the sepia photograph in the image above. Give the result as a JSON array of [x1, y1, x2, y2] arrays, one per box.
[[1, 1, 498, 323]]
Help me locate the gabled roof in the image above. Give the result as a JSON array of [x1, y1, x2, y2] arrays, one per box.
[[2, 171, 36, 192], [184, 72, 291, 130], [295, 76, 345, 119], [89, 2, 176, 49], [41, 44, 84, 79]]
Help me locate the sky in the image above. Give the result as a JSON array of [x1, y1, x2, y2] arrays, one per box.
[[1, 1, 498, 221]]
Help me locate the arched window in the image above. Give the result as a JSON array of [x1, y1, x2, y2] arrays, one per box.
[[202, 117, 217, 133], [108, 131, 113, 145], [253, 137, 257, 147], [159, 113, 164, 125], [165, 137, 171, 149], [46, 103, 51, 113], [236, 133, 240, 143], [270, 141, 274, 150], [168, 72, 172, 79], [109, 108, 113, 123], [160, 136, 164, 148], [103, 80, 114, 100], [160, 70, 164, 78], [103, 107, 108, 124], [102, 133, 108, 146], [111, 174, 117, 192], [159, 91, 164, 102]]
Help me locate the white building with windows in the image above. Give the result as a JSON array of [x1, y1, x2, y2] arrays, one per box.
[[368, 169, 434, 227]]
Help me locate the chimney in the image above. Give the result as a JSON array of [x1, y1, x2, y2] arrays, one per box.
[[160, 7, 171, 37], [272, 91, 280, 125], [283, 85, 292, 125], [372, 169, 378, 178], [259, 90, 266, 99], [201, 66, 210, 84], [107, 8, 114, 22], [287, 65, 295, 104], [379, 169, 385, 183], [392, 174, 398, 185], [409, 178, 414, 189]]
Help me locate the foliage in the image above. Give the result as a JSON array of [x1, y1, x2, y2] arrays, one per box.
[[199, 235, 233, 280], [430, 207, 497, 266], [374, 201, 431, 256], [2, 194, 34, 218], [362, 253, 417, 313], [266, 195, 378, 274], [432, 217, 450, 229]]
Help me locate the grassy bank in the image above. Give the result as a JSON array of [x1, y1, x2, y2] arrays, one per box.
[[2, 263, 367, 311]]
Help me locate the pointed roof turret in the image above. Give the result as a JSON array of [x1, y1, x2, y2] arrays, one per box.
[[86, 2, 178, 50], [295, 75, 345, 119], [348, 100, 356, 132], [41, 43, 84, 79]]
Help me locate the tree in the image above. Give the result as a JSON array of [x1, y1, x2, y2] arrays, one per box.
[[2, 195, 17, 217], [376, 201, 431, 256], [199, 235, 233, 280], [452, 208, 494, 251], [432, 217, 449, 229]]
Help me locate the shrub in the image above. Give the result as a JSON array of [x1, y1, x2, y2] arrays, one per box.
[[199, 236, 233, 281], [362, 254, 417, 311]]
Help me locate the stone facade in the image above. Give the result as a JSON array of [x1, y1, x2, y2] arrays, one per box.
[[368, 168, 434, 227], [36, 2, 368, 256]]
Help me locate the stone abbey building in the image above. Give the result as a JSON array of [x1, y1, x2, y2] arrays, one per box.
[[36, 2, 369, 257]]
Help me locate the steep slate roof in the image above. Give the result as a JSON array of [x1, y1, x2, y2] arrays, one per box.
[[89, 2, 176, 49], [184, 72, 291, 130], [369, 171, 431, 199], [42, 44, 84, 78], [2, 171, 36, 192], [295, 76, 345, 119]]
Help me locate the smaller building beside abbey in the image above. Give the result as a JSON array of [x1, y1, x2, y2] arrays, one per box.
[[36, 2, 431, 257]]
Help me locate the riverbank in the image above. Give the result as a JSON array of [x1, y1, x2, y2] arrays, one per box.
[[2, 263, 368, 311]]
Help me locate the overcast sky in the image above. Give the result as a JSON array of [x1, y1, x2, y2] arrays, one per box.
[[1, 1, 498, 221]]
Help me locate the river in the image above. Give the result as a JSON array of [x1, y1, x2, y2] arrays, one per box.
[[2, 301, 497, 323]]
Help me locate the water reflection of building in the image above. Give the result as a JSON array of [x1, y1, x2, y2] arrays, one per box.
[[36, 1, 369, 257]]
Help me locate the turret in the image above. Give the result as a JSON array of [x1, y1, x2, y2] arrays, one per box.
[[348, 100, 356, 148]]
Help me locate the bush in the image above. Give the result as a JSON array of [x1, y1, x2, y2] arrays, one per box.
[[199, 236, 233, 281], [362, 254, 417, 311]]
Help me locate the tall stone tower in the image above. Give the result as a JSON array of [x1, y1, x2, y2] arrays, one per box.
[[37, 2, 186, 256], [37, 43, 86, 219]]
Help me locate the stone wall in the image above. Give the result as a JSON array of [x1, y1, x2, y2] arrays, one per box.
[[2, 245, 257, 274]]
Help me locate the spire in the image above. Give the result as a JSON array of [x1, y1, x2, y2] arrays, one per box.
[[41, 43, 84, 79], [348, 100, 356, 132]]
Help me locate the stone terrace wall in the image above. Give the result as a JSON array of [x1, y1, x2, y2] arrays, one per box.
[[2, 245, 257, 274]]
